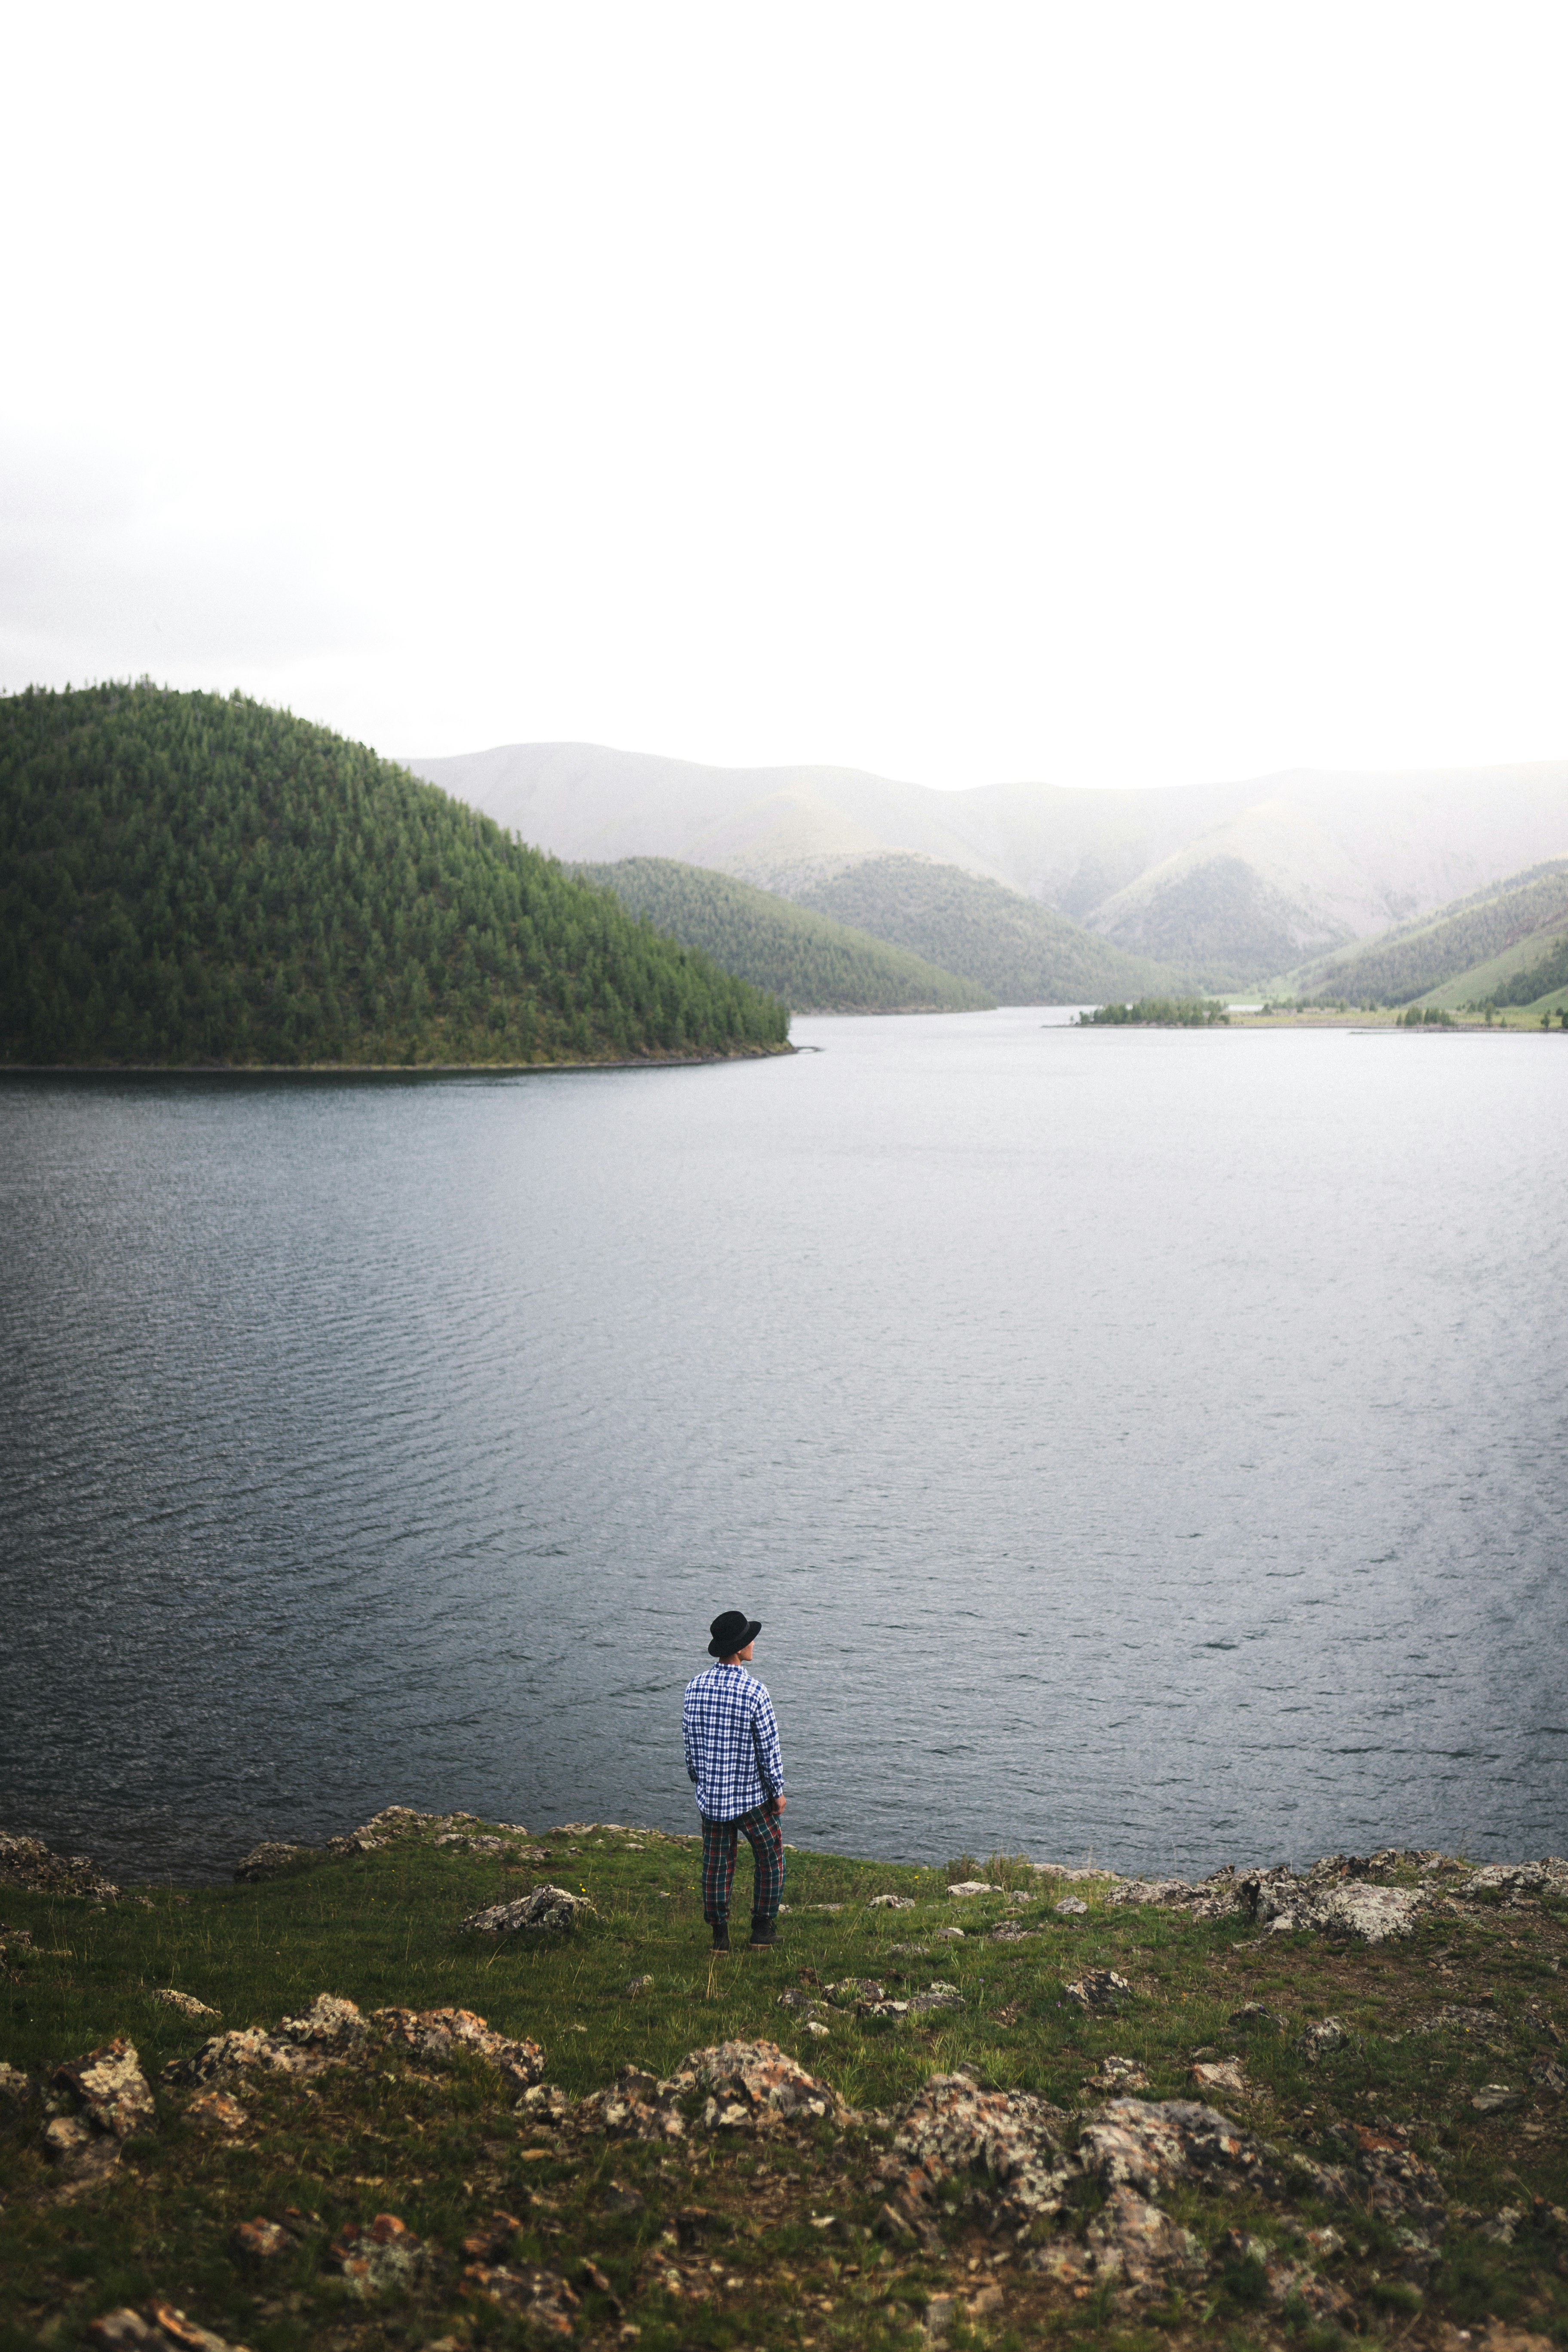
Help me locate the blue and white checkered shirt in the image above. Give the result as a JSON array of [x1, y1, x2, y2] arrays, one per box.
[[683, 1661, 785, 1823]]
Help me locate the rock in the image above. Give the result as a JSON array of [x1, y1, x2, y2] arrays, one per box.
[[232, 2218, 292, 2259], [888, 1943, 932, 1957], [1078, 2098, 1289, 2202], [163, 1994, 366, 2086], [279, 1993, 366, 2049], [0, 2059, 34, 2110], [907, 1981, 963, 2014], [946, 1880, 997, 1897], [625, 1975, 655, 1997], [825, 1977, 886, 2007], [462, 2211, 526, 2260], [328, 2212, 428, 2297], [1467, 1860, 1568, 1901], [153, 1990, 220, 2020], [1228, 2002, 1285, 2034], [231, 1841, 322, 1883], [869, 1893, 915, 1909], [776, 1988, 828, 2022], [988, 1923, 1035, 1942], [931, 1926, 966, 1942], [1239, 1859, 1426, 1942], [0, 1827, 119, 1901], [461, 1884, 596, 1933], [1088, 2184, 1203, 2289], [1299, 2016, 1348, 2061], [883, 2071, 1072, 2242], [88, 2304, 251, 2351], [519, 2082, 572, 2120], [1085, 2056, 1151, 2094], [1102, 1871, 1244, 1923], [1054, 1895, 1089, 1916], [1351, 2126, 1447, 2231], [462, 2263, 580, 2334], [373, 2004, 545, 2091], [1064, 1969, 1133, 2013], [603, 2180, 645, 2215], [1471, 2083, 1525, 2113], [187, 2089, 248, 2133], [1190, 2058, 1246, 2094], [1415, 2003, 1509, 2046], [54, 2039, 156, 2137], [582, 2040, 846, 2139]]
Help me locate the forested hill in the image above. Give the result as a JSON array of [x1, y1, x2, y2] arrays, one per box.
[[786, 855, 1188, 1004], [573, 858, 995, 1013], [0, 686, 789, 1068], [1288, 859, 1568, 1008]]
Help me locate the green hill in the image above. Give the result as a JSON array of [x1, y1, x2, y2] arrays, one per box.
[[0, 685, 789, 1068], [573, 857, 995, 1013], [783, 854, 1188, 1004], [1290, 858, 1568, 1006]]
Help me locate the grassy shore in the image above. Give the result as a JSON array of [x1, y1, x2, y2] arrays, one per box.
[[2, 1816, 1564, 2352]]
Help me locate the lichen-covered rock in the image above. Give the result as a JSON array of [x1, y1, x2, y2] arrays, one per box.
[[232, 2218, 292, 2259], [460, 1884, 596, 1933], [946, 1880, 997, 1897], [1102, 1870, 1243, 1922], [231, 1842, 322, 1883], [0, 1828, 119, 1901], [1191, 2058, 1247, 2094], [328, 2212, 428, 2298], [373, 2005, 544, 2091], [1088, 2184, 1203, 2288], [0, 2059, 34, 2110], [869, 1893, 915, 1909], [1086, 2056, 1150, 2093], [88, 2303, 252, 2350], [54, 2039, 156, 2137], [152, 1990, 220, 2021], [1065, 1969, 1133, 2012], [277, 1994, 365, 2049], [164, 1995, 366, 2085], [884, 2070, 1073, 2239], [462, 2262, 580, 2335], [187, 2089, 248, 2133], [1299, 2016, 1348, 2061], [1078, 2098, 1287, 2201]]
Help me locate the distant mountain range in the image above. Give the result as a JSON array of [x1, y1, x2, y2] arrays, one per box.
[[403, 741, 1568, 988], [574, 858, 995, 1014]]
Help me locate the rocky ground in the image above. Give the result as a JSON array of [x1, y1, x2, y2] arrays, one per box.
[[0, 1811, 1564, 2352]]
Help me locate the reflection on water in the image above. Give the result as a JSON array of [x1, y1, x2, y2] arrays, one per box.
[[1, 1011, 1564, 1883]]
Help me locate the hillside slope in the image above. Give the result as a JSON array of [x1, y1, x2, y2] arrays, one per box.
[[574, 858, 994, 1012], [403, 738, 1568, 986], [0, 686, 788, 1068], [785, 855, 1187, 1003], [1289, 859, 1568, 1005]]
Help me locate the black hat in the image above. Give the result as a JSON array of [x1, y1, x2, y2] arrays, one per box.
[[708, 1609, 762, 1658]]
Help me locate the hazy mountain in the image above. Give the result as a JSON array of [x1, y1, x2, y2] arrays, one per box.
[[785, 856, 1186, 1004], [1286, 858, 1568, 1009], [403, 741, 1568, 988], [574, 858, 994, 1014]]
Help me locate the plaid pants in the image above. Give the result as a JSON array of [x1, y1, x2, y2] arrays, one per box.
[[700, 1806, 785, 1924]]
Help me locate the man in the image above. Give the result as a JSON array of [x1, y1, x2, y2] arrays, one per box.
[[682, 1608, 786, 1952]]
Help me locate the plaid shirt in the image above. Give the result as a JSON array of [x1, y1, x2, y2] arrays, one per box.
[[682, 1661, 784, 1822]]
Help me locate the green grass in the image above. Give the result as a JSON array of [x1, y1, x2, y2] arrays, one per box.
[[2, 1822, 1565, 2352]]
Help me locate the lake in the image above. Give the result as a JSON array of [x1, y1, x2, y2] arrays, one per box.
[[2, 1010, 1564, 1885]]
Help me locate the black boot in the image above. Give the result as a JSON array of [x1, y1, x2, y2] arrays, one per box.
[[710, 1920, 730, 1952], [749, 1917, 778, 1948]]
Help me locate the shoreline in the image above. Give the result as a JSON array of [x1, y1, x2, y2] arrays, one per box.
[[2, 1807, 1564, 2349]]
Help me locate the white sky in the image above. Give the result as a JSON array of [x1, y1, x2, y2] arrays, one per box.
[[4, 1, 1567, 790]]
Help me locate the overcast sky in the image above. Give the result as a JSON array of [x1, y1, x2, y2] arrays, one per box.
[[4, 2, 1567, 790]]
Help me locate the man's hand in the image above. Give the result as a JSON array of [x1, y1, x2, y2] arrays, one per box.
[[768, 1794, 787, 1815]]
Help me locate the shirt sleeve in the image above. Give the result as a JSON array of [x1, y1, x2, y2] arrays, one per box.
[[683, 1685, 699, 1783], [750, 1685, 784, 1798]]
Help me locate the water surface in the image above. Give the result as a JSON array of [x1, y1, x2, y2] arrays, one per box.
[[2, 1011, 1563, 1882]]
